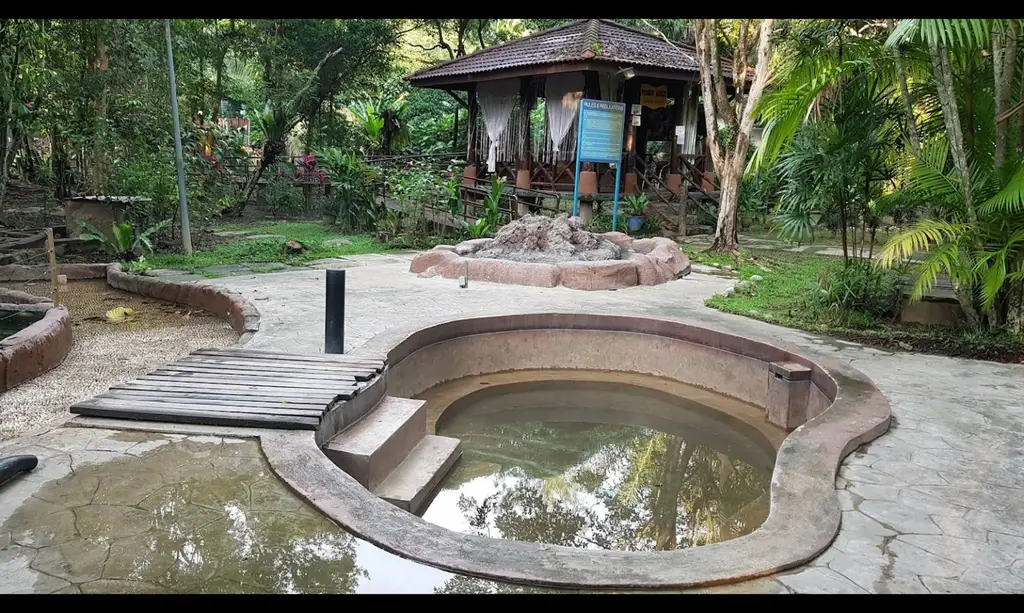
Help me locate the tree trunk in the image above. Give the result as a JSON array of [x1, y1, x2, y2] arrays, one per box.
[[711, 158, 742, 251], [89, 32, 109, 195], [929, 41, 976, 222], [888, 19, 921, 153], [993, 21, 1018, 175], [694, 19, 775, 253]]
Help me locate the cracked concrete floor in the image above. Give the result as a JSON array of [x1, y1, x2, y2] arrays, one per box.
[[2, 253, 1023, 593]]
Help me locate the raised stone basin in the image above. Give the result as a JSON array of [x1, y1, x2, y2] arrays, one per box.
[[409, 214, 691, 290]]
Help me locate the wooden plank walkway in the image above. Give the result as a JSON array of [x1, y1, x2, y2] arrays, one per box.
[[70, 347, 385, 430]]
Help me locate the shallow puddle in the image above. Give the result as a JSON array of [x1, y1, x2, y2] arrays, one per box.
[[0, 430, 560, 593], [420, 374, 780, 551]]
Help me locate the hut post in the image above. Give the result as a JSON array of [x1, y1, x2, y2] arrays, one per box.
[[579, 71, 601, 196], [666, 81, 687, 197], [624, 78, 638, 192], [463, 84, 479, 187], [516, 77, 534, 217]]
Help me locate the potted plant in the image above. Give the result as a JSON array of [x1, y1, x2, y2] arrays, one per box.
[[623, 193, 649, 232]]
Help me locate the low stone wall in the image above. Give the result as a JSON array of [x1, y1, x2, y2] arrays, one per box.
[[0, 302, 73, 392], [0, 262, 261, 391], [0, 262, 108, 282], [409, 233, 692, 291], [105, 264, 260, 343], [0, 288, 53, 305]]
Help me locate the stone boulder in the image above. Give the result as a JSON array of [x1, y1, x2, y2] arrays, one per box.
[[645, 237, 692, 280], [474, 214, 620, 264]]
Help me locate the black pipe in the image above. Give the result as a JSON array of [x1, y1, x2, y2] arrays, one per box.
[[325, 269, 345, 354], [0, 455, 38, 487]]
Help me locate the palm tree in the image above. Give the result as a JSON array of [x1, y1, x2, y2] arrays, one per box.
[[756, 19, 1024, 330], [877, 19, 1024, 329]]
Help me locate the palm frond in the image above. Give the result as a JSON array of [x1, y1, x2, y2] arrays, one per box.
[[877, 218, 969, 268], [886, 19, 994, 50], [907, 240, 964, 302], [979, 160, 1024, 215]]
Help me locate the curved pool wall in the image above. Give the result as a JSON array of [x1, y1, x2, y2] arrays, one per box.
[[0, 291, 73, 392], [433, 377, 780, 475], [279, 313, 891, 589]]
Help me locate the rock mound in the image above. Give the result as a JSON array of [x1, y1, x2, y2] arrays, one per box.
[[471, 214, 620, 264]]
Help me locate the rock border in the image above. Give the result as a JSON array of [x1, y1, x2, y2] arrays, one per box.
[[409, 232, 692, 291], [257, 313, 891, 589], [105, 263, 260, 344], [0, 262, 261, 389], [0, 301, 73, 392]]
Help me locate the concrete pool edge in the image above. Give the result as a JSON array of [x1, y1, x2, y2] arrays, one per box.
[[0, 300, 73, 392], [275, 313, 890, 589]]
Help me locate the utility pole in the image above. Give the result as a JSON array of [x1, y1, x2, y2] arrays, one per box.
[[164, 19, 192, 254]]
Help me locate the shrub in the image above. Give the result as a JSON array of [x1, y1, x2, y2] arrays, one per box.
[[816, 261, 902, 323]]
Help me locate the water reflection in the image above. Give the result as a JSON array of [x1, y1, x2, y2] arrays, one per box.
[[422, 380, 775, 551]]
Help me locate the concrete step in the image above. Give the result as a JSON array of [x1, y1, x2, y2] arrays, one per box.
[[323, 396, 426, 491], [374, 434, 462, 515]]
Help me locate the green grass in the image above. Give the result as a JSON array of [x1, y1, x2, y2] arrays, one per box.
[[697, 248, 1024, 362], [147, 222, 394, 274]]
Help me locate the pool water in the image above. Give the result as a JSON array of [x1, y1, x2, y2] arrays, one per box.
[[0, 310, 44, 339], [420, 376, 781, 551]]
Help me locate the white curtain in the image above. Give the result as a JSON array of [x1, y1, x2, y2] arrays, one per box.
[[477, 79, 520, 172], [544, 72, 584, 156], [677, 83, 700, 156]]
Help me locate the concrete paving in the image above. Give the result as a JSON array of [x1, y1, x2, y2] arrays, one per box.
[[2, 251, 1022, 593], [195, 253, 1024, 594]]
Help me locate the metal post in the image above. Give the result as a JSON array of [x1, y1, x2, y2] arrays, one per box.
[[572, 100, 585, 217], [325, 269, 345, 354], [611, 161, 623, 232], [164, 19, 192, 255]]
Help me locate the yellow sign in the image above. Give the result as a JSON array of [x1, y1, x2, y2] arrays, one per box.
[[639, 84, 668, 109]]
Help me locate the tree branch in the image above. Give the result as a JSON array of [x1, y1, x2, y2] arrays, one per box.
[[708, 20, 737, 130], [694, 19, 725, 170], [433, 20, 455, 60], [737, 20, 775, 150], [732, 20, 750, 117]]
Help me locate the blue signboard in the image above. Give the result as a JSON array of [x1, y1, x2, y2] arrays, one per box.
[[577, 99, 626, 163], [572, 99, 626, 229]]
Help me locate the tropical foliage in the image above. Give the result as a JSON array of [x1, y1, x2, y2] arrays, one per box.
[[78, 219, 171, 262]]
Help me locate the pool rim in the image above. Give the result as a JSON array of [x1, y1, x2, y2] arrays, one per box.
[[260, 312, 891, 589]]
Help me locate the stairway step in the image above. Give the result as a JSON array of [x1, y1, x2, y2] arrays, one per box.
[[323, 396, 426, 490], [374, 434, 462, 515]]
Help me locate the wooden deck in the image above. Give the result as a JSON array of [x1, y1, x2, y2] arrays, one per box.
[[70, 348, 385, 430]]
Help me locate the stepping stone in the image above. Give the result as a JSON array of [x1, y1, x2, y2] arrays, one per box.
[[240, 234, 285, 240], [212, 230, 251, 238], [325, 238, 352, 246]]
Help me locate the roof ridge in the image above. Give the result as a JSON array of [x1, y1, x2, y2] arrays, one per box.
[[405, 19, 590, 81]]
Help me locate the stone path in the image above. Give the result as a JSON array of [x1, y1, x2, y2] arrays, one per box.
[[196, 257, 1024, 594], [684, 233, 876, 258]]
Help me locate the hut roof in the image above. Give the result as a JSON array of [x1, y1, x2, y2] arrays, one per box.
[[406, 19, 738, 87]]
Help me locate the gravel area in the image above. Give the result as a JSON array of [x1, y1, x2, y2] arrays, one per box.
[[0, 279, 238, 441]]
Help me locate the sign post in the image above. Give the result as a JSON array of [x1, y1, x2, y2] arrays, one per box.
[[572, 99, 626, 231]]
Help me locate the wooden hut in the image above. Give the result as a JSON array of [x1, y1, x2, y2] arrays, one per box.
[[405, 19, 742, 210]]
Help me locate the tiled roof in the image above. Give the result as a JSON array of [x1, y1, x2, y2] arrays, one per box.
[[406, 19, 720, 83]]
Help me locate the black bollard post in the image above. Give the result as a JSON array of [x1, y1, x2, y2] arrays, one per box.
[[325, 269, 345, 354]]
